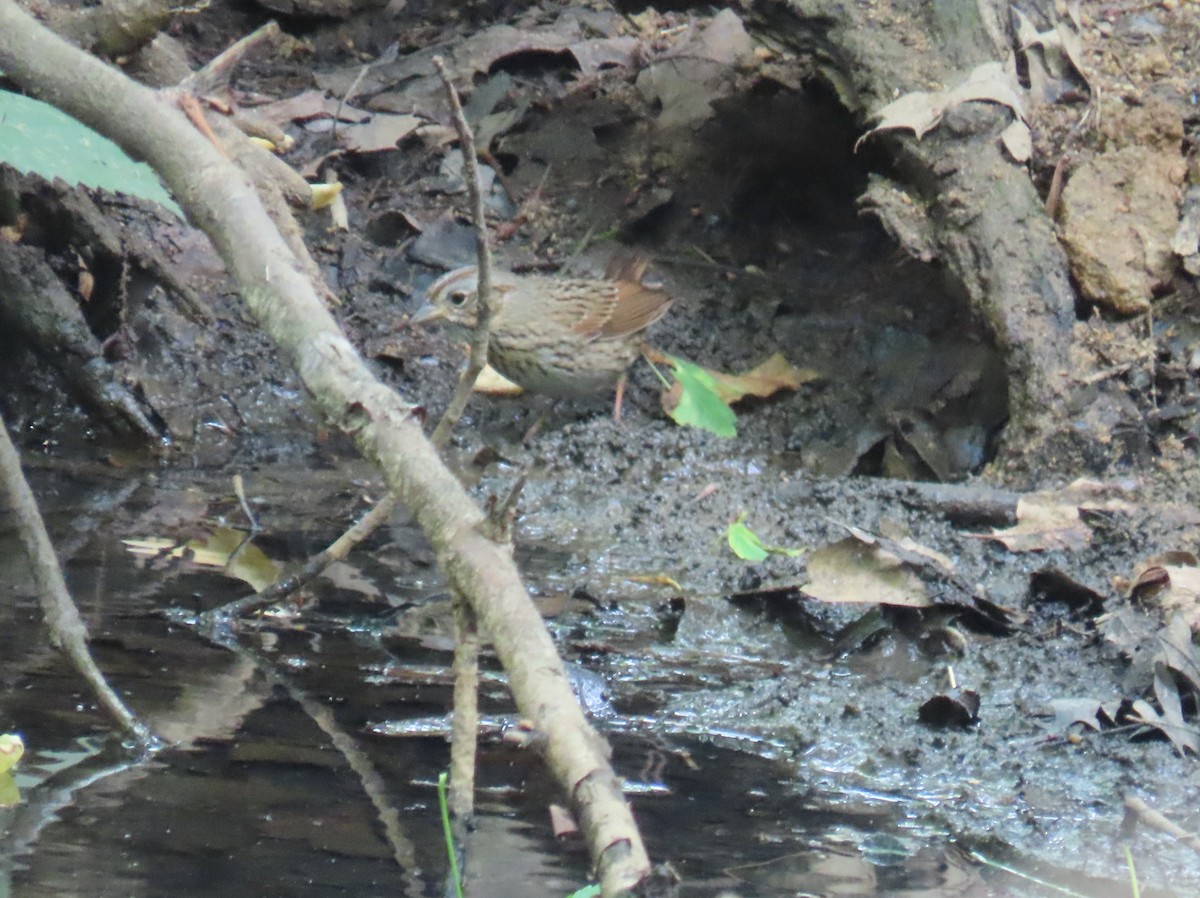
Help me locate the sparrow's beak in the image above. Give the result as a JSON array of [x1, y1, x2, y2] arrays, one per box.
[[410, 300, 445, 325]]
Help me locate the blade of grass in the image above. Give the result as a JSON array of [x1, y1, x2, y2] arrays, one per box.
[[437, 772, 464, 898]]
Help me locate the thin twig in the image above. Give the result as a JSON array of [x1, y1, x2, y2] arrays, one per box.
[[1124, 795, 1200, 855], [334, 42, 398, 142], [179, 21, 281, 95], [232, 473, 259, 533], [1044, 154, 1067, 220], [428, 57, 494, 880], [482, 471, 527, 543], [206, 492, 398, 619], [430, 55, 494, 450]]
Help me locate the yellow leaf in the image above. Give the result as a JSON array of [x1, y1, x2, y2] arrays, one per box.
[[707, 352, 819, 404], [309, 182, 344, 210], [0, 733, 25, 774]]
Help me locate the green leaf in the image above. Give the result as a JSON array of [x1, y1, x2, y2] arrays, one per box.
[[660, 354, 737, 437], [726, 513, 802, 561], [0, 90, 182, 216], [727, 513, 768, 561], [0, 733, 25, 775], [565, 887, 601, 898], [0, 772, 19, 808]]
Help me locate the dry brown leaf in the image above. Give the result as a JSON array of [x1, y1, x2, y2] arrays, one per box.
[[1138, 566, 1200, 633], [255, 89, 351, 125], [337, 113, 422, 153], [859, 61, 1026, 147], [986, 495, 1090, 552], [802, 536, 932, 608], [1013, 3, 1092, 105], [708, 352, 819, 404], [981, 479, 1135, 553]]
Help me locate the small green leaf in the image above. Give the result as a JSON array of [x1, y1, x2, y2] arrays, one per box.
[[0, 773, 19, 808], [661, 355, 737, 437], [0, 734, 25, 774], [0, 90, 182, 216], [727, 513, 769, 561], [727, 513, 802, 561], [566, 886, 601, 898]]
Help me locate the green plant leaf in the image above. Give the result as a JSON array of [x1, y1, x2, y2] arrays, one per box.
[[0, 733, 25, 774], [728, 514, 769, 560], [0, 90, 182, 216], [655, 353, 737, 437], [727, 513, 802, 561], [0, 773, 19, 808]]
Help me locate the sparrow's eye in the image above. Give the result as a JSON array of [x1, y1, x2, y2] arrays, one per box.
[[448, 290, 470, 307]]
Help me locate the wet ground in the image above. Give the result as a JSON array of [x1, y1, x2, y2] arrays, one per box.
[[4, 1, 1200, 897]]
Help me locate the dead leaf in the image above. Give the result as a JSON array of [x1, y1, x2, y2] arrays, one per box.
[[1158, 612, 1200, 695], [1038, 697, 1118, 732], [569, 35, 641, 74], [693, 8, 753, 66], [1152, 659, 1199, 755], [123, 528, 280, 592], [644, 347, 816, 406], [255, 89, 356, 125], [708, 352, 819, 404], [1012, 4, 1092, 101], [979, 479, 1134, 553], [859, 61, 1026, 148], [454, 23, 580, 77], [1131, 564, 1200, 633], [1028, 568, 1106, 615], [337, 113, 422, 153], [320, 560, 382, 599], [918, 688, 981, 727], [634, 11, 753, 130], [802, 536, 932, 608]]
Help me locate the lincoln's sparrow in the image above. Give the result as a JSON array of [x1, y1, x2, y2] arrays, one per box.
[[413, 256, 672, 417]]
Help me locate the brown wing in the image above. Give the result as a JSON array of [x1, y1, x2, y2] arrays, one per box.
[[604, 253, 650, 283], [598, 277, 673, 338], [508, 260, 671, 340]]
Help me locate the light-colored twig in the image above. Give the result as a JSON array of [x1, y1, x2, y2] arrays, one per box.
[[448, 593, 480, 821], [429, 55, 494, 450], [1124, 795, 1200, 855], [207, 492, 398, 620], [428, 56, 497, 876], [179, 20, 280, 94]]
